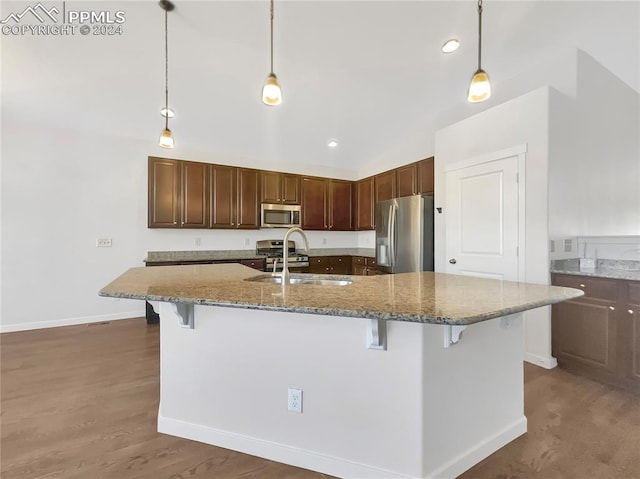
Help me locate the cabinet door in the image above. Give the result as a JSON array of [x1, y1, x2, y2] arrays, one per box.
[[260, 171, 282, 204], [552, 298, 618, 378], [301, 177, 327, 230], [148, 157, 181, 228], [329, 180, 353, 230], [396, 163, 417, 197], [236, 168, 260, 229], [210, 165, 236, 228], [622, 281, 640, 385], [417, 157, 434, 195], [354, 177, 374, 231], [375, 170, 396, 203], [331, 256, 351, 274], [282, 174, 301, 204], [181, 161, 209, 228], [308, 256, 331, 274]]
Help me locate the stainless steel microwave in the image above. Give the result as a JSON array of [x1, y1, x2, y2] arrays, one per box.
[[260, 203, 302, 228]]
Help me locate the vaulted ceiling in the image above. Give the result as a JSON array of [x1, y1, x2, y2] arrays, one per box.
[[3, 1, 639, 176]]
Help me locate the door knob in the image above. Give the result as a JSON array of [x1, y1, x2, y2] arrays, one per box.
[[449, 258, 457, 264]]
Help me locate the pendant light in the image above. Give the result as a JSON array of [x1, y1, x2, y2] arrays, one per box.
[[159, 0, 175, 148], [467, 0, 491, 103], [261, 0, 282, 106]]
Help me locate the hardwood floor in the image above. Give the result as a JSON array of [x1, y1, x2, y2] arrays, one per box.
[[1, 318, 639, 479]]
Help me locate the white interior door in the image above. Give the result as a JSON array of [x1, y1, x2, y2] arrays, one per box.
[[445, 156, 520, 281]]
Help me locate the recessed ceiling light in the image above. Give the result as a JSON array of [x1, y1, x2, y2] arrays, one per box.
[[441, 39, 460, 53], [160, 107, 175, 118], [327, 139, 338, 148]]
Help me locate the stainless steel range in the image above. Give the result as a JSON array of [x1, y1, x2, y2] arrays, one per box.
[[256, 240, 310, 272]]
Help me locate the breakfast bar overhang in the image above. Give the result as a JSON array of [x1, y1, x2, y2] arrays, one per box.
[[100, 263, 582, 479]]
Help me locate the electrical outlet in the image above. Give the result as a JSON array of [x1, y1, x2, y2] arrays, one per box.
[[96, 238, 112, 247], [194, 237, 201, 247], [245, 237, 250, 246], [322, 237, 327, 245], [287, 388, 302, 413]]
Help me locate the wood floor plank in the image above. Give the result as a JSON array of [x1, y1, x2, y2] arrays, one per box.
[[2, 318, 639, 479]]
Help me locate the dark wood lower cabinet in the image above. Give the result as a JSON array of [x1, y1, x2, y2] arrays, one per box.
[[307, 256, 351, 275], [352, 256, 378, 275], [552, 273, 639, 393]]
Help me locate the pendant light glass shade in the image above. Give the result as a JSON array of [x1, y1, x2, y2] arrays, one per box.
[[159, 0, 175, 148], [159, 128, 175, 148], [262, 73, 282, 105], [262, 0, 282, 106], [468, 0, 491, 103], [468, 69, 491, 103]]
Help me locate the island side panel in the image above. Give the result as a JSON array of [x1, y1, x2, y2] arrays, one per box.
[[157, 303, 427, 479], [421, 315, 526, 479]]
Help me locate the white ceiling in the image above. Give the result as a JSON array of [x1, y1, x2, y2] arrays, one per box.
[[3, 1, 639, 176]]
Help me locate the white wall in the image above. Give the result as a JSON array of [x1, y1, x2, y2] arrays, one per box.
[[434, 49, 640, 368], [0, 121, 362, 332], [435, 87, 554, 367], [548, 51, 640, 237]]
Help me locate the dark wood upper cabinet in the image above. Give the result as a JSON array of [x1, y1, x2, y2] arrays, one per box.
[[301, 177, 327, 230], [261, 171, 301, 205], [329, 180, 352, 231], [149, 156, 434, 231], [236, 168, 260, 229], [302, 177, 352, 231], [374, 170, 396, 203], [149, 157, 180, 228], [396, 163, 417, 197], [148, 157, 208, 228], [417, 157, 435, 195], [210, 164, 236, 228], [354, 177, 375, 231], [181, 161, 210, 228], [210, 166, 259, 229]]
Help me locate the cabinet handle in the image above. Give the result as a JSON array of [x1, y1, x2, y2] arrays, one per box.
[[579, 283, 586, 288], [628, 309, 635, 315], [231, 222, 235, 225], [609, 306, 616, 311]]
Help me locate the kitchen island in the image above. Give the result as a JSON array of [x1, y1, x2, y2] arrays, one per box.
[[100, 264, 582, 479]]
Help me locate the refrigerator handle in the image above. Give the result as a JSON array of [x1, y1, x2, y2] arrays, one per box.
[[388, 203, 397, 267]]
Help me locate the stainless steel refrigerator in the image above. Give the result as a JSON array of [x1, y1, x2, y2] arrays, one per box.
[[375, 195, 434, 274]]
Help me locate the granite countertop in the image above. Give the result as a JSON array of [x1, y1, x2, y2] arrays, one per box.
[[100, 264, 582, 326], [145, 248, 376, 264], [551, 259, 640, 282]]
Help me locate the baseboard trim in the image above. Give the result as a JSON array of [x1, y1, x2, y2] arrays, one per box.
[[425, 416, 527, 479], [524, 352, 558, 369], [0, 311, 145, 333], [158, 415, 527, 479], [158, 415, 413, 479]]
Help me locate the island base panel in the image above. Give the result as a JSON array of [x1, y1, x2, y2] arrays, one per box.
[[157, 303, 526, 479]]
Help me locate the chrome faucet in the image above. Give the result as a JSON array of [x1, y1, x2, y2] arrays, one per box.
[[281, 227, 310, 285], [272, 257, 279, 274]]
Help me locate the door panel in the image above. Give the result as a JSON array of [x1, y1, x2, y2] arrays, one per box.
[[445, 156, 519, 281]]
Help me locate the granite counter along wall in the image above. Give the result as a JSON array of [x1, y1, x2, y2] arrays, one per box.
[[550, 235, 640, 281]]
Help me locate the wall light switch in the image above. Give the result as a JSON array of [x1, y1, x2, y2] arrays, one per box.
[[96, 238, 112, 247]]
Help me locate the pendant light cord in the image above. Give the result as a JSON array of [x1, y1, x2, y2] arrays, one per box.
[[164, 7, 169, 130], [269, 0, 274, 74], [477, 0, 483, 70]]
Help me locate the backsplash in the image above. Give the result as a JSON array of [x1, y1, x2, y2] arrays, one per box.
[[577, 235, 640, 260], [549, 236, 640, 260]]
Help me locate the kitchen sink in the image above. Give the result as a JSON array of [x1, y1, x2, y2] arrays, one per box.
[[245, 274, 353, 286]]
